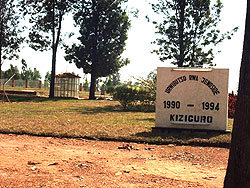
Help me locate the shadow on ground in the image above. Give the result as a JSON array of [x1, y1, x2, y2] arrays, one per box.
[[73, 105, 123, 114], [136, 118, 155, 123], [72, 104, 155, 114], [135, 129, 231, 148], [2, 94, 82, 102], [2, 95, 48, 102]]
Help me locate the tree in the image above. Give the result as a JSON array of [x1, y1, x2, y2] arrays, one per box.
[[149, 0, 238, 67], [45, 71, 51, 82], [43, 71, 51, 87], [20, 0, 75, 98], [0, 0, 24, 79], [30, 68, 41, 81], [65, 0, 130, 99], [20, 59, 41, 80], [82, 77, 90, 91], [134, 70, 157, 103], [224, 1, 250, 187], [3, 64, 21, 80], [20, 58, 29, 80], [105, 72, 121, 88]]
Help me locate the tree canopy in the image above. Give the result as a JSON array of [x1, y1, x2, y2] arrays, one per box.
[[105, 72, 121, 88], [20, 0, 75, 97], [0, 0, 24, 79], [149, 0, 238, 67], [65, 0, 130, 99], [2, 64, 21, 80], [20, 59, 42, 81]]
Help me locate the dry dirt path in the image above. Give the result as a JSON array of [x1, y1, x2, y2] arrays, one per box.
[[0, 134, 229, 188]]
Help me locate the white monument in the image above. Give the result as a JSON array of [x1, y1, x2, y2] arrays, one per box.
[[155, 67, 229, 131]]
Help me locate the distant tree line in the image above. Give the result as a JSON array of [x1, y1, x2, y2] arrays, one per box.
[[1, 59, 41, 81]]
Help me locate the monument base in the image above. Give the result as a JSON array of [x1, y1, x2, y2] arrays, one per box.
[[152, 127, 231, 135]]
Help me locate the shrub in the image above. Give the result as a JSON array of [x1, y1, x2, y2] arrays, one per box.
[[106, 85, 115, 95], [137, 87, 155, 105], [134, 70, 157, 103], [228, 91, 237, 118], [111, 85, 139, 109], [107, 84, 155, 110]]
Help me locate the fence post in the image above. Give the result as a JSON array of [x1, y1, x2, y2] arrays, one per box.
[[39, 81, 42, 89], [26, 80, 28, 88], [12, 80, 15, 87]]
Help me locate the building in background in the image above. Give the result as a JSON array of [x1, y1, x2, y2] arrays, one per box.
[[54, 72, 81, 98]]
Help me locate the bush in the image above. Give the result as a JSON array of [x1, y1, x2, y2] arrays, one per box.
[[106, 86, 115, 95], [137, 87, 155, 105], [228, 91, 237, 118], [134, 70, 156, 104], [111, 85, 139, 109], [107, 84, 155, 110]]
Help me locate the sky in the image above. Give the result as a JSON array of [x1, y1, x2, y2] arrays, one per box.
[[2, 0, 247, 92]]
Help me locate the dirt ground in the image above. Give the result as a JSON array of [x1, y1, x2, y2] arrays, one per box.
[[0, 134, 229, 188]]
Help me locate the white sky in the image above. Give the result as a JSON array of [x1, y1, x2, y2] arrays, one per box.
[[2, 0, 247, 92]]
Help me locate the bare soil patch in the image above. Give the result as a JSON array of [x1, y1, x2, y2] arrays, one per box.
[[0, 134, 228, 187]]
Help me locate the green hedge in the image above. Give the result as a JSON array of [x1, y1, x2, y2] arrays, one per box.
[[107, 85, 155, 110]]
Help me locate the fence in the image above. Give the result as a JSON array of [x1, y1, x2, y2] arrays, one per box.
[[0, 79, 50, 89], [0, 79, 88, 93]]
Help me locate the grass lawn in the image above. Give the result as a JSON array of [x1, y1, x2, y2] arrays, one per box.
[[0, 93, 233, 148]]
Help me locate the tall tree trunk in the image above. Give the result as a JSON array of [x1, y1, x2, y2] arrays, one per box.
[[0, 1, 2, 80], [224, 1, 250, 187], [0, 62, 2, 80], [49, 24, 62, 98], [0, 46, 2, 80], [49, 2, 62, 99], [178, 0, 186, 67], [0, 64, 2, 80], [89, 70, 96, 100], [0, 16, 3, 80], [49, 0, 56, 99], [49, 47, 56, 98], [88, 0, 98, 100]]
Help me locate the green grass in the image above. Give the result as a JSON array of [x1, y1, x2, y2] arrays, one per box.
[[0, 94, 233, 148]]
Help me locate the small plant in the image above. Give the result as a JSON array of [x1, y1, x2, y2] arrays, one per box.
[[228, 91, 237, 118]]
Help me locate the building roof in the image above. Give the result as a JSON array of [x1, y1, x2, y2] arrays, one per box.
[[55, 72, 81, 78]]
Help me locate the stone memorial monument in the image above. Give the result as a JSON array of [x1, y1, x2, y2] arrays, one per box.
[[155, 67, 229, 131]]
